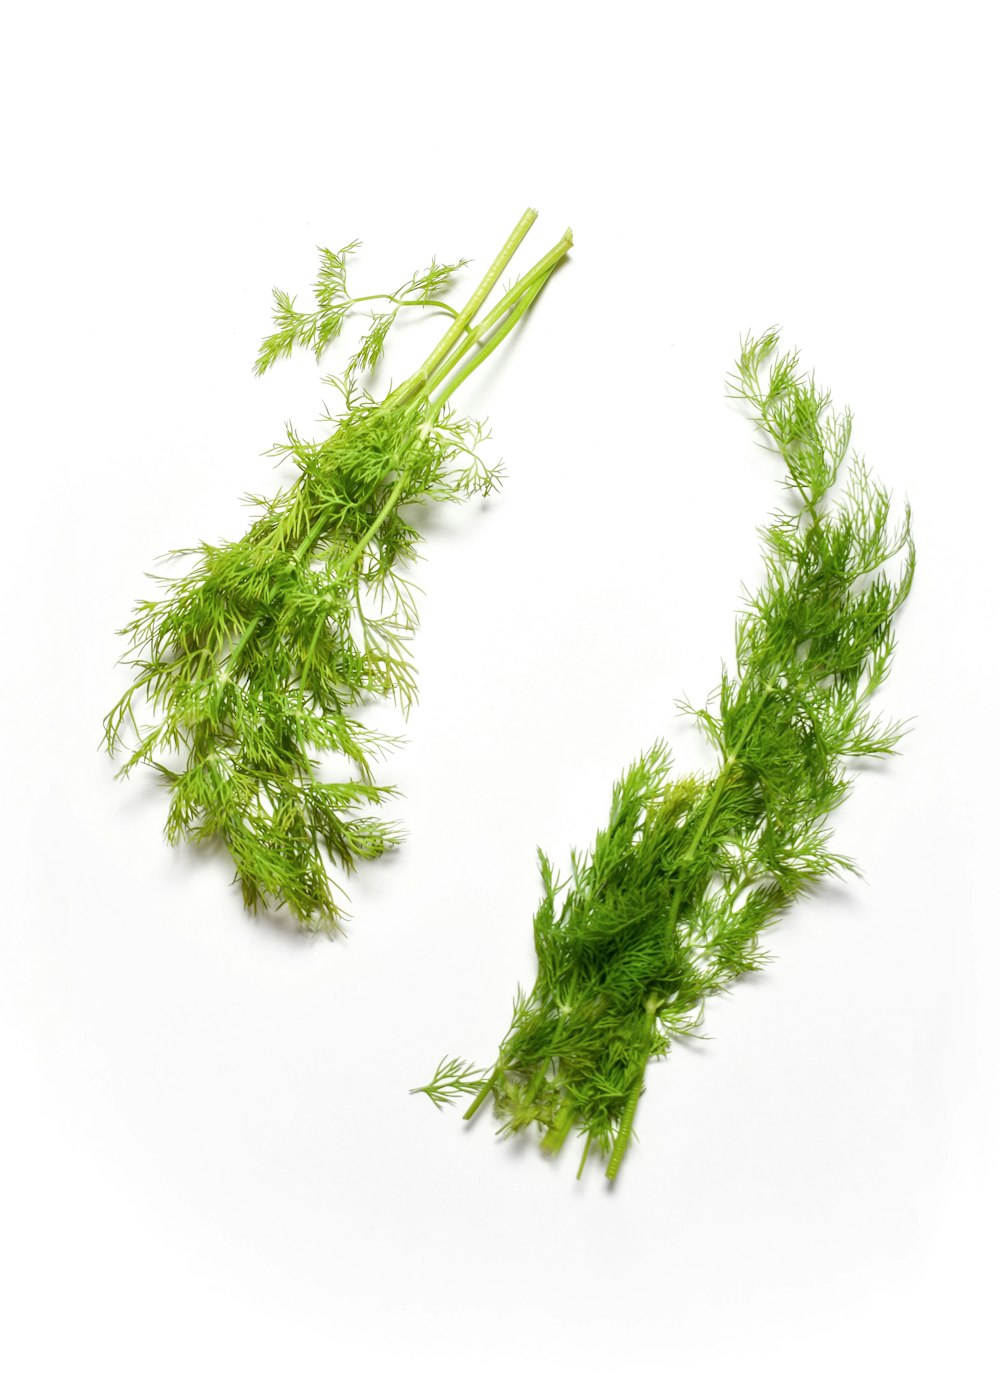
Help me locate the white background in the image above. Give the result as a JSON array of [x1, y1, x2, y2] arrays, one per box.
[[2, 2, 997, 1381]]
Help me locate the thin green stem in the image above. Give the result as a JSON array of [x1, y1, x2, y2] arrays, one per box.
[[291, 418, 419, 565], [419, 300, 467, 323], [388, 208, 538, 406], [606, 1002, 659, 1181], [661, 661, 787, 941], [226, 613, 262, 670], [540, 1099, 576, 1155], [428, 268, 553, 422], [422, 229, 572, 404], [334, 469, 412, 573], [606, 1077, 642, 1182], [463, 1076, 495, 1121], [349, 292, 464, 321], [682, 682, 775, 863]]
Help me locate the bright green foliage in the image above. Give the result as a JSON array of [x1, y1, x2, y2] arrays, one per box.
[[417, 333, 914, 1178], [411, 1057, 484, 1110], [106, 210, 572, 930]]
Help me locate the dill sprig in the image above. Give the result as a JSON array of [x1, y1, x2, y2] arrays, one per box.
[[417, 332, 915, 1180], [106, 210, 572, 931]]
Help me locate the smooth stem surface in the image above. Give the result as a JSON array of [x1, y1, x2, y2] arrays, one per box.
[[424, 229, 573, 402], [428, 269, 552, 421], [463, 1074, 495, 1121], [391, 208, 538, 404]]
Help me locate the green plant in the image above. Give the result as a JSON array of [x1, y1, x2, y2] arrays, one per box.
[[416, 332, 914, 1180], [105, 210, 571, 931]]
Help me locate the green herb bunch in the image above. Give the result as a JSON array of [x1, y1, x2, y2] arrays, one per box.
[[106, 210, 571, 930], [417, 332, 914, 1179]]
